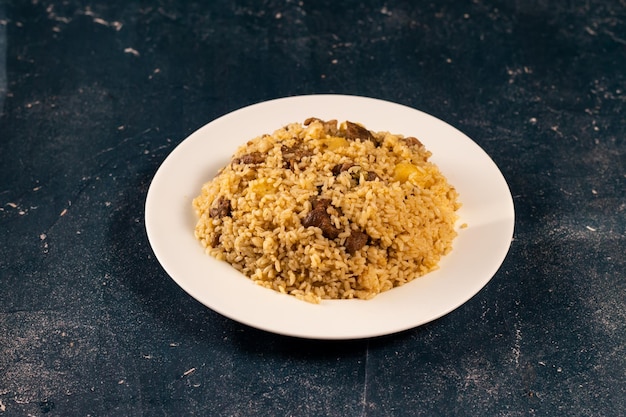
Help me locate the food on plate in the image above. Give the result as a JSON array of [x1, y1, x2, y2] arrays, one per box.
[[193, 118, 461, 303]]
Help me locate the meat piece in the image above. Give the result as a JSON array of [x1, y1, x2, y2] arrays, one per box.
[[304, 117, 339, 135], [318, 220, 341, 239], [345, 230, 369, 254], [302, 198, 340, 239], [332, 163, 379, 182], [233, 151, 265, 165], [304, 117, 322, 125], [209, 197, 231, 218], [282, 143, 312, 170], [403, 136, 423, 147], [331, 162, 355, 176], [302, 210, 340, 239], [210, 233, 221, 247], [344, 121, 382, 146], [311, 197, 332, 210]]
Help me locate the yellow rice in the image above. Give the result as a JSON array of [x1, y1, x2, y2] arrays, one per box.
[[193, 118, 461, 303]]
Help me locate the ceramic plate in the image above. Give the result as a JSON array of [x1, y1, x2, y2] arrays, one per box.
[[145, 95, 514, 340]]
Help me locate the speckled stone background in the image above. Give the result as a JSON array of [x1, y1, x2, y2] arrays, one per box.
[[1, 1, 624, 416]]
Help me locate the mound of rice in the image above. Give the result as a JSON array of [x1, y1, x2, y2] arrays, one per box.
[[193, 118, 461, 303]]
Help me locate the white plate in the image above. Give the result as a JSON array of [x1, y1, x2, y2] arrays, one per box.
[[145, 95, 514, 340]]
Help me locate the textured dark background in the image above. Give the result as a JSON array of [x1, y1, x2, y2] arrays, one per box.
[[1, 1, 624, 416]]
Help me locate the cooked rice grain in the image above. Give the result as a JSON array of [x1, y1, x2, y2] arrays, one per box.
[[193, 119, 461, 303]]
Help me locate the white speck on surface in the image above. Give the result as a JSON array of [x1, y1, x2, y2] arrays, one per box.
[[550, 125, 564, 137], [584, 26, 597, 36], [380, 6, 392, 16], [92, 17, 109, 26], [124, 47, 140, 57], [39, 233, 47, 240], [182, 368, 196, 377], [513, 328, 522, 366], [529, 117, 537, 124], [359, 341, 370, 416], [84, 14, 124, 32], [585, 225, 597, 232], [275, 12, 282, 19], [0, 398, 5, 412]]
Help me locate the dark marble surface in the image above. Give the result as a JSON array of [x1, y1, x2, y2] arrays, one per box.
[[1, 0, 624, 416]]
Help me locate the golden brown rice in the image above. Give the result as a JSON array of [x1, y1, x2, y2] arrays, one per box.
[[193, 118, 461, 303]]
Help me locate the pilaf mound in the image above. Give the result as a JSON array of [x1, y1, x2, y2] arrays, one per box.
[[193, 118, 461, 303]]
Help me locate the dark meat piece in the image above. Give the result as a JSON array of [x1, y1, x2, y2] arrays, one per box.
[[332, 163, 379, 182], [209, 197, 231, 218], [344, 121, 382, 146], [345, 230, 369, 254], [331, 162, 355, 176], [282, 143, 312, 170], [304, 117, 339, 135], [311, 197, 332, 210], [302, 198, 341, 239], [302, 210, 340, 239], [210, 233, 221, 247], [403, 136, 423, 147], [304, 117, 322, 125], [233, 151, 265, 165]]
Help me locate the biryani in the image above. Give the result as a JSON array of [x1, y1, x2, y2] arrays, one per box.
[[192, 118, 461, 303]]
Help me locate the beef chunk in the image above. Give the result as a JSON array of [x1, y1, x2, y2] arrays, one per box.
[[331, 162, 355, 176], [366, 171, 379, 181], [302, 198, 341, 239], [304, 117, 323, 125], [302, 210, 340, 239], [282, 143, 313, 170], [304, 117, 339, 135], [332, 163, 379, 182], [345, 230, 369, 254], [403, 136, 423, 147], [311, 197, 332, 210], [233, 151, 265, 165], [210, 233, 221, 247], [344, 121, 382, 146], [209, 197, 231, 218]]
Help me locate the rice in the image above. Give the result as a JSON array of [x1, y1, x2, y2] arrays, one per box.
[[192, 118, 461, 303]]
